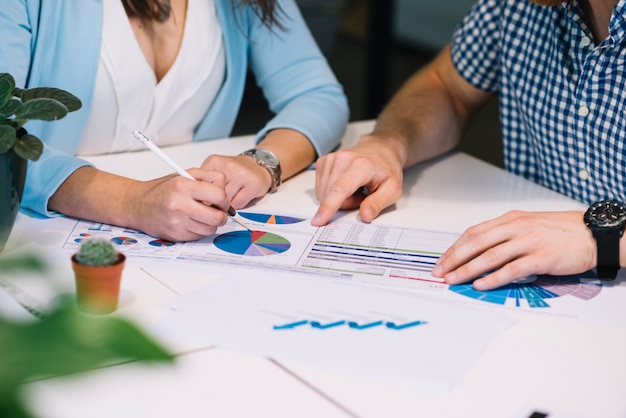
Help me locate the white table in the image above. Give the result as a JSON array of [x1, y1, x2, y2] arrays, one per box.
[[5, 121, 626, 418]]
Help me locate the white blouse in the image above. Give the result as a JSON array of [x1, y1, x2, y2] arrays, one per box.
[[77, 0, 225, 156]]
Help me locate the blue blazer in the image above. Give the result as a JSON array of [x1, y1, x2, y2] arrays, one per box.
[[0, 0, 349, 216]]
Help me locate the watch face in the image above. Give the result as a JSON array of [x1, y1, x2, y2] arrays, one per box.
[[256, 148, 279, 167], [585, 200, 626, 228]]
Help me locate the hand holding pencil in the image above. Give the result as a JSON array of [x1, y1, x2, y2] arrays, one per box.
[[132, 130, 251, 232]]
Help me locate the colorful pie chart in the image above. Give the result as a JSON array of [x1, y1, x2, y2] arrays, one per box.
[[74, 233, 92, 243], [213, 230, 291, 256], [238, 212, 305, 225], [448, 274, 602, 308], [149, 239, 175, 247], [110, 236, 138, 245]]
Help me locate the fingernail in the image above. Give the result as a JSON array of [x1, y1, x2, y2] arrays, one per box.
[[432, 265, 442, 276], [473, 279, 485, 290], [311, 214, 322, 225], [444, 271, 456, 284]]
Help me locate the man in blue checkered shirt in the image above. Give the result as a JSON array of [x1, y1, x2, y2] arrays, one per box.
[[313, 0, 626, 290]]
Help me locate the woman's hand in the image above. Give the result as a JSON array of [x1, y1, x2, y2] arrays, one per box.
[[49, 166, 233, 243], [126, 168, 233, 241], [200, 154, 274, 209], [432, 210, 597, 290]]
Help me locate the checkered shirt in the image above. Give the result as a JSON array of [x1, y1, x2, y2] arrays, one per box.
[[451, 0, 626, 204]]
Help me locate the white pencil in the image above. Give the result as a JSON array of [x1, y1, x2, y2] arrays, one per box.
[[132, 130, 251, 231]]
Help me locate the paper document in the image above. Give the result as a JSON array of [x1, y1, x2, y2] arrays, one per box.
[[59, 211, 626, 326], [61, 211, 452, 285], [156, 272, 517, 393]]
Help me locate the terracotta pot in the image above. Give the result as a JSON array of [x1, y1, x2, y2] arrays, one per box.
[[0, 150, 27, 252], [71, 253, 126, 314]]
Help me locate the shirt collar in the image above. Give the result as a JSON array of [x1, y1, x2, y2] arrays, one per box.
[[611, 0, 626, 42]]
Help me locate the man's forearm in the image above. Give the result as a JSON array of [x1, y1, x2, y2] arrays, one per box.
[[372, 45, 492, 169]]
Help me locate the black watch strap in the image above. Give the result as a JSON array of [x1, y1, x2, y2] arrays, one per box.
[[594, 228, 621, 280]]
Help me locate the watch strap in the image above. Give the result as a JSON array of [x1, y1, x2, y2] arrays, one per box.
[[593, 228, 622, 280]]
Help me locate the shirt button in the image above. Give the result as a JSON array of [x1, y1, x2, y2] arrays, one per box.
[[581, 36, 592, 47], [578, 105, 590, 116], [579, 169, 590, 180]]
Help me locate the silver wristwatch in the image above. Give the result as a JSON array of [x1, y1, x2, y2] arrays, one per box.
[[240, 148, 282, 193]]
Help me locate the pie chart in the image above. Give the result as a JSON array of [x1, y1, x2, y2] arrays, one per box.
[[448, 274, 602, 308], [149, 239, 175, 247], [213, 230, 291, 256], [110, 236, 138, 245], [238, 212, 305, 225]]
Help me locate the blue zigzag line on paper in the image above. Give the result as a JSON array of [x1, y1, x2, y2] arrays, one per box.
[[272, 320, 428, 331]]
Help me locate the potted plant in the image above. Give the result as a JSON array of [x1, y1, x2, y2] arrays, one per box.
[[71, 238, 126, 315], [0, 72, 82, 252]]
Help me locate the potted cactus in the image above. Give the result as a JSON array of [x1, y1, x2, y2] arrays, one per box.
[[0, 72, 82, 252], [71, 238, 126, 314]]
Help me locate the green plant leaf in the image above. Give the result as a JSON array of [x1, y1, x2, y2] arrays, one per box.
[[0, 73, 16, 84], [0, 305, 173, 386], [0, 301, 173, 417], [13, 98, 68, 122], [12, 133, 43, 161], [0, 254, 48, 273], [18, 87, 82, 112], [1, 98, 21, 118], [0, 125, 16, 153], [0, 77, 14, 110]]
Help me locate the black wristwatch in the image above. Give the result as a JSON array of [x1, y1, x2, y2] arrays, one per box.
[[583, 199, 626, 280], [240, 148, 282, 193]]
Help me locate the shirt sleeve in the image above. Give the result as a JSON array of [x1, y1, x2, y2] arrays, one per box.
[[0, 0, 35, 86], [450, 0, 502, 92], [1, 1, 96, 218], [247, 0, 349, 157]]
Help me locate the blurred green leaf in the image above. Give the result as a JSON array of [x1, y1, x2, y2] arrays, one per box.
[[0, 254, 48, 273], [0, 302, 173, 417]]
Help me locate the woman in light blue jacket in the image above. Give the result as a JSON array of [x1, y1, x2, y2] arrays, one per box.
[[1, 0, 348, 241]]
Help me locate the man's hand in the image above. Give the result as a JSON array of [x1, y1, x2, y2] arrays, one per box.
[[312, 135, 405, 226], [432, 210, 597, 290]]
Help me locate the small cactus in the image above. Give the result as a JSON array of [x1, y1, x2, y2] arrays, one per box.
[[74, 238, 120, 267]]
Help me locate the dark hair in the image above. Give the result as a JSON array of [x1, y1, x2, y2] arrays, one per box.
[[122, 0, 282, 28]]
